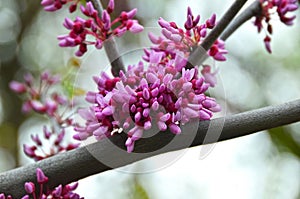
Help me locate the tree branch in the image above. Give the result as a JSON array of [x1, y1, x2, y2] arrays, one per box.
[[188, 0, 249, 66], [1, 99, 300, 198], [90, 0, 125, 76], [221, 1, 261, 41]]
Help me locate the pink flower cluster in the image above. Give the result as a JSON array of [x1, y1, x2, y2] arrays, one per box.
[[41, 0, 79, 12], [58, 1, 143, 56], [9, 71, 73, 127], [9, 71, 80, 159], [74, 50, 221, 152], [254, 0, 298, 53], [147, 7, 228, 62], [24, 126, 80, 161], [0, 168, 83, 199]]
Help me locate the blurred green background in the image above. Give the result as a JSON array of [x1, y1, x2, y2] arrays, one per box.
[[0, 0, 299, 198]]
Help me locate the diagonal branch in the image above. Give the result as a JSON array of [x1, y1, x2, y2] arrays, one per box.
[[1, 99, 300, 198], [188, 0, 249, 66], [221, 1, 261, 41], [90, 0, 125, 76]]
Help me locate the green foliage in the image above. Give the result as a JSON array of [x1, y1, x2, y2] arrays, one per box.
[[131, 179, 150, 199], [0, 123, 18, 160], [61, 57, 85, 99], [268, 127, 300, 160]]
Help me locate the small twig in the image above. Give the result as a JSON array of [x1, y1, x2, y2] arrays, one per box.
[[1, 99, 300, 198], [221, 1, 262, 41], [188, 0, 248, 66], [90, 0, 125, 76]]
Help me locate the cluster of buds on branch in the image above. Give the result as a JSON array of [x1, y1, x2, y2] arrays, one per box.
[[58, 1, 143, 56], [74, 6, 223, 152], [41, 0, 80, 12], [9, 70, 82, 197], [0, 168, 83, 199], [9, 71, 74, 126], [148, 8, 227, 61], [24, 126, 80, 161], [254, 0, 298, 53]]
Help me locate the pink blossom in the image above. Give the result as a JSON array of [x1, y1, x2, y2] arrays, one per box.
[[147, 7, 227, 63], [58, 2, 143, 57], [9, 81, 27, 93], [254, 0, 298, 53], [75, 50, 220, 152]]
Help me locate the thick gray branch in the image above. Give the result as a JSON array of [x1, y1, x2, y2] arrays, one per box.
[[1, 99, 300, 198], [90, 0, 125, 76]]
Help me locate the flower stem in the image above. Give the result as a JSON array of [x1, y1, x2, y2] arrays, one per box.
[[221, 1, 262, 41], [188, 0, 248, 67], [90, 0, 125, 76]]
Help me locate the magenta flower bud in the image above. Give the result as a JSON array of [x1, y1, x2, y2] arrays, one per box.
[[125, 138, 134, 152], [95, 39, 103, 49], [128, 21, 144, 33], [130, 104, 137, 113], [185, 15, 193, 30], [44, 5, 58, 12], [69, 3, 77, 13], [107, 0, 114, 13], [41, 0, 52, 6], [45, 99, 58, 115], [31, 134, 42, 146], [162, 28, 172, 39], [199, 110, 211, 120], [55, 129, 65, 145], [143, 108, 150, 117], [143, 88, 150, 100], [161, 113, 170, 122], [115, 27, 127, 37], [21, 101, 32, 113], [134, 112, 141, 122], [0, 193, 5, 199], [200, 28, 207, 37], [43, 126, 51, 139], [206, 14, 216, 28], [73, 132, 89, 141], [158, 121, 167, 131], [124, 8, 137, 19], [23, 144, 37, 157], [151, 101, 159, 111], [102, 106, 113, 116], [30, 100, 46, 113], [21, 196, 29, 199], [158, 17, 170, 29], [9, 81, 27, 93], [144, 121, 152, 130], [210, 104, 221, 112], [193, 15, 200, 26], [264, 36, 272, 53], [169, 123, 181, 134], [148, 32, 160, 44], [66, 182, 79, 191], [63, 18, 74, 29], [24, 182, 35, 194], [170, 34, 182, 42], [187, 6, 193, 17], [36, 168, 49, 184], [102, 10, 111, 31], [85, 2, 97, 16], [53, 185, 62, 197], [24, 72, 33, 85]]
